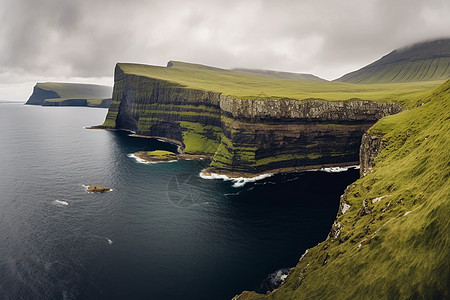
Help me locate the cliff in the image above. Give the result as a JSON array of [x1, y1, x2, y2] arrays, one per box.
[[25, 82, 112, 108], [101, 63, 404, 176], [235, 80, 450, 299]]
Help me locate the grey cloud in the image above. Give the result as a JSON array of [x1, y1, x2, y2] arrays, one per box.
[[0, 0, 449, 93]]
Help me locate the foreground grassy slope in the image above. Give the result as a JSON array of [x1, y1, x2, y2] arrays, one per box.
[[237, 80, 450, 299], [336, 38, 450, 83], [118, 61, 443, 101]]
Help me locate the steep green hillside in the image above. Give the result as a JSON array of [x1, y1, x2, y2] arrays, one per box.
[[117, 61, 442, 102], [236, 80, 450, 299], [26, 82, 112, 107], [336, 39, 450, 83]]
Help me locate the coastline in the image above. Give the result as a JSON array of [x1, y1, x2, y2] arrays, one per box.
[[132, 151, 212, 163], [201, 161, 360, 179], [87, 126, 359, 179]]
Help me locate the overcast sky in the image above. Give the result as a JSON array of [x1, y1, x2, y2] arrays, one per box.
[[0, 0, 449, 101]]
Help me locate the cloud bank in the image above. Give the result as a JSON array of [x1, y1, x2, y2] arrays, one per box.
[[0, 0, 449, 100]]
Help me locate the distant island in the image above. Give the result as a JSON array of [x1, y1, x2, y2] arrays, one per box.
[[25, 82, 112, 108]]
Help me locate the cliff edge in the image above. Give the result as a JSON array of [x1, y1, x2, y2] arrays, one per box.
[[100, 62, 405, 177]]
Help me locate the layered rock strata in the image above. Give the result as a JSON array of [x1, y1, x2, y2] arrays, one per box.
[[101, 64, 403, 176]]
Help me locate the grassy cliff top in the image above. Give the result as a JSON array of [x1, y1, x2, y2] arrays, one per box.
[[36, 82, 112, 99], [117, 61, 444, 103]]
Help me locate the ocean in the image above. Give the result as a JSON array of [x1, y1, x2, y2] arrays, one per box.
[[0, 103, 359, 299]]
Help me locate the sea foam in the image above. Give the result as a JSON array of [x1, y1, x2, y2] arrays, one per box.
[[52, 199, 68, 206], [199, 171, 273, 188], [309, 165, 360, 173], [127, 153, 177, 164]]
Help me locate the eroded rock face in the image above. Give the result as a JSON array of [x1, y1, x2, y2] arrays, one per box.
[[102, 64, 403, 175], [26, 86, 60, 105], [359, 133, 385, 177]]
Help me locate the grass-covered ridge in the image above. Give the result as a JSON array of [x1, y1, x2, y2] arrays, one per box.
[[336, 38, 450, 84], [237, 80, 450, 299], [117, 61, 443, 102]]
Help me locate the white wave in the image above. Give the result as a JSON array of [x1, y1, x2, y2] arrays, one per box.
[[200, 171, 273, 188], [309, 165, 360, 173], [127, 153, 177, 164], [52, 199, 68, 206]]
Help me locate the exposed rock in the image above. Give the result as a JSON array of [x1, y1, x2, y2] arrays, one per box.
[[26, 86, 60, 105], [360, 133, 385, 177], [357, 199, 372, 217], [87, 185, 111, 193]]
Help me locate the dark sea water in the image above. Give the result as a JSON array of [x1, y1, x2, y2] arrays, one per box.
[[0, 103, 359, 300]]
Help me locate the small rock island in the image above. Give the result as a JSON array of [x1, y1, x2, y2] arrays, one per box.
[[86, 185, 112, 193]]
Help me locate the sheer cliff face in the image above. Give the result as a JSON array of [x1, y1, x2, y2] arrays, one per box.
[[103, 64, 403, 175], [26, 86, 60, 105]]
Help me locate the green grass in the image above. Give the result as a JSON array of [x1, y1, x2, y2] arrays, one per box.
[[117, 61, 444, 102], [337, 39, 450, 83], [177, 121, 222, 155], [238, 80, 450, 299], [142, 150, 177, 158]]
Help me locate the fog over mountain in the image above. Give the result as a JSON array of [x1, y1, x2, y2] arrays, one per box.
[[0, 0, 449, 100]]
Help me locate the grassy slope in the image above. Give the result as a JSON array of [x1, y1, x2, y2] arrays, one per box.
[[118, 61, 443, 102], [239, 80, 450, 300], [36, 82, 112, 100], [336, 39, 450, 84]]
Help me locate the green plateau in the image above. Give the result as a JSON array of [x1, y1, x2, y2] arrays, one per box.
[[26, 82, 112, 108]]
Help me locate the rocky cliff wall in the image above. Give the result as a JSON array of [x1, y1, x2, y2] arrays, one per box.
[[26, 86, 60, 105], [359, 133, 385, 177], [102, 64, 403, 176]]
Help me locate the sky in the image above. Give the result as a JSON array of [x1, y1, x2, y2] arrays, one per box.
[[0, 0, 449, 101]]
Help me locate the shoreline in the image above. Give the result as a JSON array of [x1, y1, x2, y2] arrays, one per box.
[[87, 126, 359, 179], [201, 161, 360, 179], [132, 151, 212, 163]]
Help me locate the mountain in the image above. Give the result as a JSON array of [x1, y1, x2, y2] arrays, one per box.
[[26, 82, 112, 108], [336, 38, 450, 83]]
